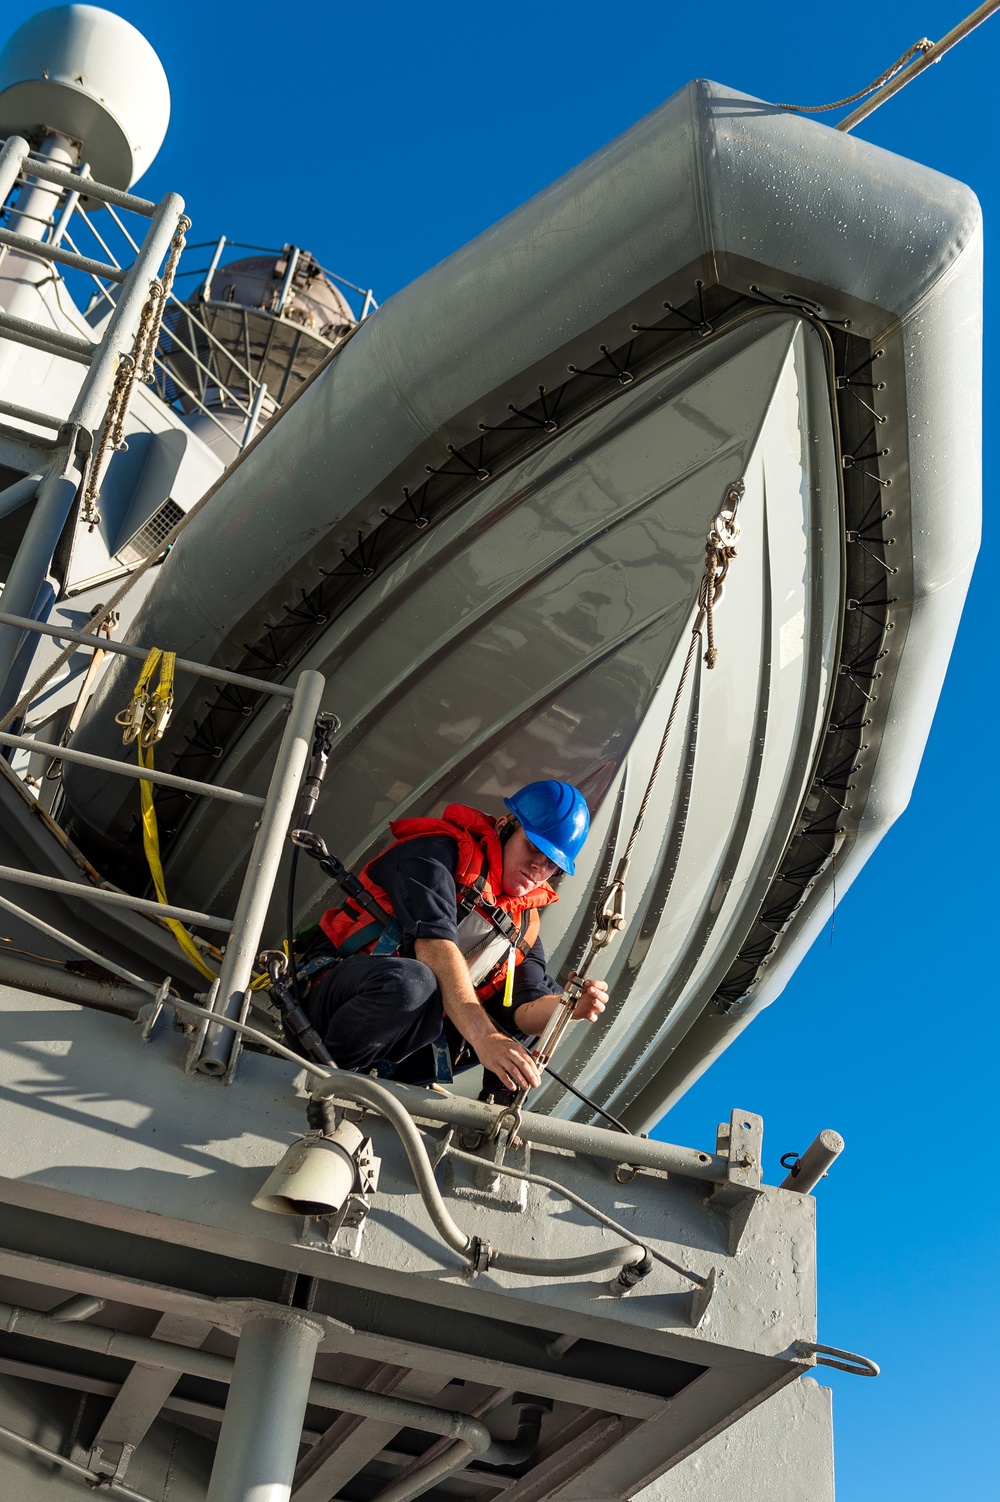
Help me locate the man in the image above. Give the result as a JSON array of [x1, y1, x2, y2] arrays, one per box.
[[295, 780, 607, 1093]]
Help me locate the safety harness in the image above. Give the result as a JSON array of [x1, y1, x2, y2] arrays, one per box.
[[317, 805, 555, 1005]]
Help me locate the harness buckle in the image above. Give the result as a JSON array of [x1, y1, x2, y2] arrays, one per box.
[[140, 694, 173, 746], [115, 694, 147, 745]]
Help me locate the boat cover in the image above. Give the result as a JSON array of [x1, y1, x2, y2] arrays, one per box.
[[63, 80, 981, 1126]]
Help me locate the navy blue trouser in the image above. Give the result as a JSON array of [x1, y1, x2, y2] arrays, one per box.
[[301, 954, 449, 1079]]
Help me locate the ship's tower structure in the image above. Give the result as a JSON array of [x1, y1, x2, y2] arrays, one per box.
[[2, 7, 976, 1502], [0, 7, 367, 748]]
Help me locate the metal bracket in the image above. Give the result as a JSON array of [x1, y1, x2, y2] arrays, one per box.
[[709, 1109, 764, 1253], [688, 1266, 718, 1328], [136, 976, 172, 1042], [299, 1138, 380, 1258], [445, 1131, 530, 1212], [222, 989, 252, 1085], [183, 980, 219, 1074], [90, 1441, 135, 1485]]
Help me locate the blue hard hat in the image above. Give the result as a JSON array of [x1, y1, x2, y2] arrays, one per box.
[[503, 781, 591, 876]]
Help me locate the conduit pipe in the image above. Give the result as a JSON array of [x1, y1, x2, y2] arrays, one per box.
[[0, 1419, 157, 1502], [0, 1301, 495, 1458], [368, 1389, 549, 1502], [0, 951, 148, 1014], [308, 1074, 647, 1279], [314, 1074, 726, 1182]]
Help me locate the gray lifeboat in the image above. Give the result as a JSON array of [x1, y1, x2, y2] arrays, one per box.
[[62, 80, 981, 1127]]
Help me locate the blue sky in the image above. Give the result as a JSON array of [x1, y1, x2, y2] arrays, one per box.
[[6, 2, 998, 1497]]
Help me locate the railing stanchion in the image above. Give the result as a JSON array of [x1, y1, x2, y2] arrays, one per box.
[[196, 670, 326, 1077]]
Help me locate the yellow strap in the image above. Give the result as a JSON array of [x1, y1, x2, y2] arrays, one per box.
[[136, 703, 272, 992], [501, 943, 516, 1008], [137, 740, 217, 981], [141, 649, 175, 747], [117, 648, 161, 745]]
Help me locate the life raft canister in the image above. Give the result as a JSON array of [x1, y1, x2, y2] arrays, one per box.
[[319, 804, 557, 1003]]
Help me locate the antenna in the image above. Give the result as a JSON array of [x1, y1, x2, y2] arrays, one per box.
[[0, 5, 170, 191]]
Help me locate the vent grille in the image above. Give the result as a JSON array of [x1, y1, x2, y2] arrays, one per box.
[[117, 499, 185, 566]]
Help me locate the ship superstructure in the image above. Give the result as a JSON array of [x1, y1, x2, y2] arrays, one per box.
[[0, 7, 982, 1502]]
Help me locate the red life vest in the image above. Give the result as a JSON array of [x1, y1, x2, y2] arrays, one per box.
[[319, 804, 557, 1003]]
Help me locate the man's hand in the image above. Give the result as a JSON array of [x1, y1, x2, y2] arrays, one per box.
[[414, 937, 542, 1089], [513, 977, 609, 1036], [571, 977, 608, 1023], [473, 1031, 542, 1092]]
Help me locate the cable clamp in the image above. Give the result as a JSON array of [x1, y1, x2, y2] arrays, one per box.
[[469, 1236, 493, 1275]]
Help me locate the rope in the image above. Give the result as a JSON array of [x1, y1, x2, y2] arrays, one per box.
[[80, 216, 190, 531], [776, 39, 933, 112]]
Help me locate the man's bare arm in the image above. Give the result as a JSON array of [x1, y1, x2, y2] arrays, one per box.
[[414, 938, 541, 1091], [513, 977, 608, 1037]]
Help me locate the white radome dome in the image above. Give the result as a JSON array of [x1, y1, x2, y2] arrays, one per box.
[[0, 5, 170, 189]]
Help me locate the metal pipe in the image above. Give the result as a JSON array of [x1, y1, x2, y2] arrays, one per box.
[[780, 1129, 845, 1192], [306, 1075, 646, 1280], [2, 134, 76, 247], [0, 322, 91, 365], [0, 729, 266, 807], [197, 670, 325, 1073], [0, 1419, 157, 1502], [315, 1077, 725, 1182], [0, 225, 126, 281], [0, 135, 30, 206], [13, 154, 157, 215], [0, 308, 94, 356], [69, 192, 185, 432], [0, 1300, 494, 1454], [275, 246, 301, 315], [201, 234, 227, 300], [49, 181, 83, 248], [207, 1313, 323, 1502], [0, 469, 83, 706], [0, 473, 41, 521], [0, 892, 158, 994], [0, 950, 149, 1013], [838, 1, 1000, 130], [370, 1389, 513, 1502], [0, 861, 234, 931], [0, 397, 61, 430], [49, 1294, 107, 1322], [241, 380, 269, 449], [370, 1442, 479, 1502], [0, 611, 296, 697]]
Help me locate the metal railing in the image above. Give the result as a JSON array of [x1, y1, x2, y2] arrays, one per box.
[[2, 140, 377, 456], [0, 608, 325, 1083], [0, 135, 189, 711]]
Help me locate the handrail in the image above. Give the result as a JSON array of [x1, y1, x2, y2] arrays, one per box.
[[0, 729, 265, 806], [0, 224, 126, 282], [0, 139, 158, 215], [0, 612, 295, 698], [0, 861, 233, 931]]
